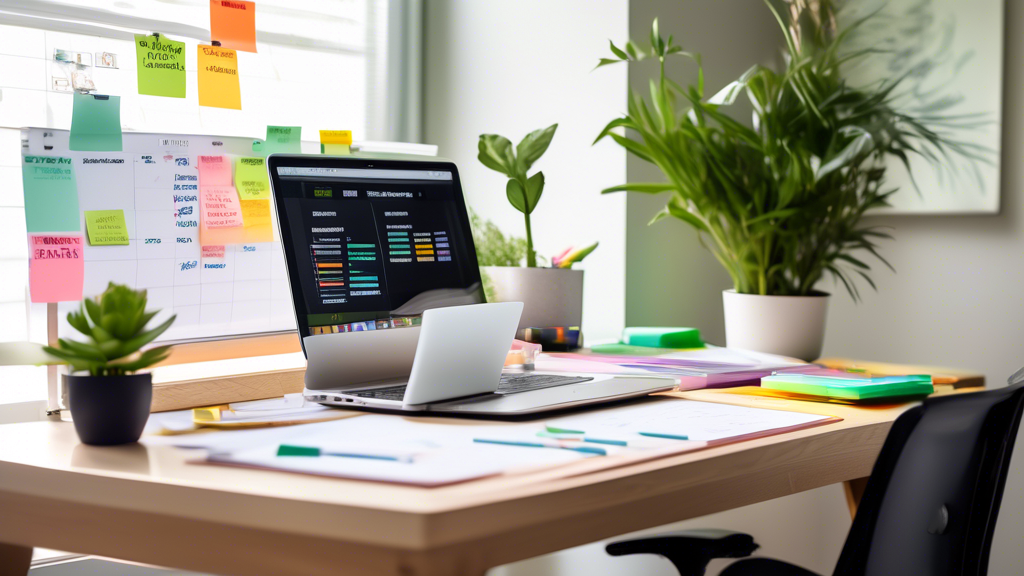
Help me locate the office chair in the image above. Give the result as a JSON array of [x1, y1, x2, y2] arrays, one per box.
[[606, 371, 1024, 576]]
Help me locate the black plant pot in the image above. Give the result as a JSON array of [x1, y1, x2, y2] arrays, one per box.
[[66, 373, 152, 446]]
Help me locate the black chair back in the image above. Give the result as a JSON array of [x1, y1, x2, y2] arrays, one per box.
[[834, 377, 1024, 576]]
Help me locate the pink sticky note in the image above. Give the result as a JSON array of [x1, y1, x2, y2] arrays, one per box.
[[27, 233, 85, 303], [197, 155, 233, 186], [202, 245, 226, 259], [201, 186, 243, 228]]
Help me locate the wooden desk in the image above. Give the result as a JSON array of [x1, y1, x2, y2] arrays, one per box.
[[0, 387, 978, 576]]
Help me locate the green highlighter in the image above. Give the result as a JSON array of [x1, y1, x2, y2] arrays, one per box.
[[621, 327, 703, 349], [761, 374, 934, 401]]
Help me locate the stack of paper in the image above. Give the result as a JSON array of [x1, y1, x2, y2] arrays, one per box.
[[145, 398, 839, 487]]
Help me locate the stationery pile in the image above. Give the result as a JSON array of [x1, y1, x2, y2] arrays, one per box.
[[145, 398, 839, 487]]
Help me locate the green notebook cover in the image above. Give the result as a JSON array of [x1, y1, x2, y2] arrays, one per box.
[[761, 374, 933, 400], [621, 327, 703, 349]]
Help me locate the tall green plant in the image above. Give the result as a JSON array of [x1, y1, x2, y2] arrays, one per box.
[[595, 5, 988, 300], [477, 124, 558, 267]]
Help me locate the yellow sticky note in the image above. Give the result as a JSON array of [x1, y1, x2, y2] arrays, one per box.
[[85, 210, 130, 246], [320, 130, 352, 155], [240, 199, 271, 227], [234, 157, 270, 200], [197, 45, 241, 110]]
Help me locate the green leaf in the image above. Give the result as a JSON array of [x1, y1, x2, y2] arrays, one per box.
[[595, 58, 623, 70], [608, 40, 628, 60], [506, 179, 527, 214], [115, 315, 177, 360], [477, 134, 515, 177], [524, 172, 544, 214], [600, 183, 675, 194], [515, 124, 557, 173]]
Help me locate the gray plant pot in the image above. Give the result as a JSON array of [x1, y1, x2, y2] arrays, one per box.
[[482, 266, 584, 336]]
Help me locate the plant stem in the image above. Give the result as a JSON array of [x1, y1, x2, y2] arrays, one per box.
[[524, 211, 536, 267]]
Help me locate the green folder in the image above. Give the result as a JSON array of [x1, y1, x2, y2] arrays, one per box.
[[761, 374, 934, 400]]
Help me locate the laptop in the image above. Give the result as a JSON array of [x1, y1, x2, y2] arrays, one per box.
[[268, 154, 676, 416]]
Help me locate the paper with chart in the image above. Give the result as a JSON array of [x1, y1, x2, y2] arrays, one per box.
[[22, 128, 295, 342], [549, 398, 839, 443]]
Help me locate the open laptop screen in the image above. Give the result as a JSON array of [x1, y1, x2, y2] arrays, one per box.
[[269, 156, 483, 341]]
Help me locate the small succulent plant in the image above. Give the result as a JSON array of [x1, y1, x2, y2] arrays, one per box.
[[43, 283, 176, 376]]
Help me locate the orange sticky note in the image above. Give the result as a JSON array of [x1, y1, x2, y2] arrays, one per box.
[[27, 233, 85, 303], [197, 45, 241, 109], [210, 0, 257, 53]]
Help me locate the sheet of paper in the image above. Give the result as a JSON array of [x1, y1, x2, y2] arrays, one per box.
[[27, 233, 85, 302], [320, 130, 352, 155], [549, 398, 836, 443], [21, 156, 80, 233], [84, 209, 130, 246], [197, 44, 242, 109], [197, 155, 232, 186], [209, 0, 257, 53], [134, 34, 186, 98], [69, 93, 123, 151], [230, 393, 306, 411], [234, 157, 269, 200], [255, 125, 302, 155]]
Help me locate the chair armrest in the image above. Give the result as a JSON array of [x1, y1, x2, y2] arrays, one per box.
[[606, 529, 759, 576]]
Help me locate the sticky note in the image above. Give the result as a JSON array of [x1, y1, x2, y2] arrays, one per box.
[[240, 199, 271, 227], [69, 93, 122, 151], [209, 0, 257, 53], [234, 157, 269, 200], [197, 155, 233, 186], [21, 156, 80, 233], [134, 34, 186, 98], [197, 45, 241, 109], [320, 130, 352, 155], [201, 186, 243, 228], [255, 125, 302, 155], [84, 210, 130, 246], [202, 245, 225, 259], [27, 233, 85, 303]]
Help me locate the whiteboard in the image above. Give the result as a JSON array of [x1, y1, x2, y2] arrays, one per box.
[[22, 127, 296, 342]]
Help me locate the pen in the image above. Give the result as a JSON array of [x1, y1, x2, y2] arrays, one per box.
[[473, 438, 607, 456], [277, 444, 414, 462], [546, 424, 689, 442]]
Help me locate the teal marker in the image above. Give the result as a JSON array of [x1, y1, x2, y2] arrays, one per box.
[[537, 431, 628, 446], [638, 432, 690, 441], [277, 444, 412, 462]]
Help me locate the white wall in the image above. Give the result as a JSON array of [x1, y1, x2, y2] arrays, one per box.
[[423, 0, 628, 343]]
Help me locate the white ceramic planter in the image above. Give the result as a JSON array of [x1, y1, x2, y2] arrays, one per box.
[[482, 266, 584, 335], [722, 289, 830, 361]]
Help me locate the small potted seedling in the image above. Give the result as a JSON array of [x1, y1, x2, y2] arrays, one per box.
[[41, 284, 175, 445], [476, 125, 598, 334]]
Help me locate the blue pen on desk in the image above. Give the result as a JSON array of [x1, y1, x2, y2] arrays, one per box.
[[277, 444, 414, 462], [473, 438, 607, 456]]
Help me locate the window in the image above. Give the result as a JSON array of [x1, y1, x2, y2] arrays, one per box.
[[0, 0, 421, 405]]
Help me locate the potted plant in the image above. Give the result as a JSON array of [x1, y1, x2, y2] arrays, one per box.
[[476, 125, 597, 334], [36, 284, 174, 445], [594, 5, 982, 360]]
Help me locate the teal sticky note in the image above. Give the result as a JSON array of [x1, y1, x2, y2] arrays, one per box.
[[21, 156, 80, 233], [69, 93, 123, 151], [257, 125, 302, 156]]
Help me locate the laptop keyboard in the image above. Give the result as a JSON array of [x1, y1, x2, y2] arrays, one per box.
[[344, 374, 594, 402]]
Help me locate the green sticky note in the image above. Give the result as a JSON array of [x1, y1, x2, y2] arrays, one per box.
[[84, 210, 129, 245], [234, 157, 270, 200], [69, 93, 123, 151], [134, 34, 186, 98], [622, 327, 703, 349], [257, 126, 302, 156], [21, 156, 80, 233]]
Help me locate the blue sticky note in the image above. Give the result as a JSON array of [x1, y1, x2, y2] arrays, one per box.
[[69, 93, 123, 152], [21, 156, 80, 233]]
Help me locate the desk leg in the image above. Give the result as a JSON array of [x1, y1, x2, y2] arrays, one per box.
[[0, 541, 32, 576], [843, 477, 870, 520]]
